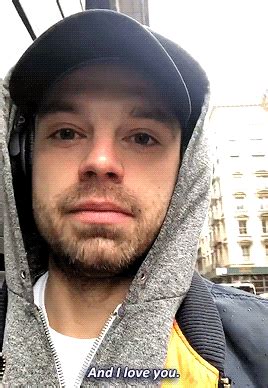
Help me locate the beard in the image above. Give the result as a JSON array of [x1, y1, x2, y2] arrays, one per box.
[[32, 181, 167, 281]]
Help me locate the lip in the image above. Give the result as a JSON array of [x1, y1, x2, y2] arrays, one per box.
[[68, 201, 133, 216], [67, 200, 133, 224]]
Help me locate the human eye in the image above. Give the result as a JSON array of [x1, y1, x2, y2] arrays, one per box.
[[129, 132, 159, 147], [49, 127, 86, 141]]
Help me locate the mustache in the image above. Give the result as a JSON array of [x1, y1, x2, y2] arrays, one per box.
[[55, 182, 141, 217]]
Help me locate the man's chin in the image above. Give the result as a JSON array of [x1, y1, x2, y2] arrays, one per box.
[[68, 222, 126, 241], [49, 242, 145, 281], [51, 257, 141, 282]]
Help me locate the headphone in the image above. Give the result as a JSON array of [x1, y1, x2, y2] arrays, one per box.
[[9, 109, 35, 179], [9, 107, 189, 180], [8, 109, 49, 267]]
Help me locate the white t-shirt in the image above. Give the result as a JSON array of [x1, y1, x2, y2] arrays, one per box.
[[33, 272, 96, 388]]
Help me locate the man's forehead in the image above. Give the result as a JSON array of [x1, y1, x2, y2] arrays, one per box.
[[40, 64, 173, 106], [36, 67, 181, 133], [48, 64, 155, 95]]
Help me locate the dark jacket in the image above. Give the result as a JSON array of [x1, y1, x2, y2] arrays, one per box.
[[177, 272, 268, 387], [1, 272, 268, 387]]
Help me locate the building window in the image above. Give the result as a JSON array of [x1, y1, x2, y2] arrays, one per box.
[[251, 137, 265, 156], [232, 172, 243, 178], [228, 142, 238, 156], [256, 176, 268, 189], [262, 218, 268, 233], [241, 245, 250, 260], [236, 198, 245, 210], [230, 155, 242, 173], [238, 220, 247, 234], [265, 244, 268, 257], [252, 155, 266, 172], [259, 196, 268, 210], [234, 192, 246, 210]]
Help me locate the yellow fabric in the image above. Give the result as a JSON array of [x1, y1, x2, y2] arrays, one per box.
[[162, 322, 219, 387]]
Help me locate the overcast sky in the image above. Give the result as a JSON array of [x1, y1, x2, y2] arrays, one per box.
[[148, 0, 268, 104], [0, 0, 83, 78], [1, 0, 267, 105]]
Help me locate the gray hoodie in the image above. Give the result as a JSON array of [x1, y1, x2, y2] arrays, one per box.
[[0, 12, 212, 387]]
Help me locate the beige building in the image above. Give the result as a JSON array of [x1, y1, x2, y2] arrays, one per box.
[[197, 96, 268, 294]]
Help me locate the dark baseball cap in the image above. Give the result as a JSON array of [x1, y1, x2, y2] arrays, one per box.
[[9, 10, 207, 131]]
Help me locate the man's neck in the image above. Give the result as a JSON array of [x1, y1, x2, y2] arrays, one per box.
[[45, 265, 132, 339]]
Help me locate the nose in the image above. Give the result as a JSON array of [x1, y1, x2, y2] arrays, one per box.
[[78, 137, 124, 184]]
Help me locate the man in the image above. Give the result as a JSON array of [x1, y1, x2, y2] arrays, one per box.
[[1, 9, 267, 388]]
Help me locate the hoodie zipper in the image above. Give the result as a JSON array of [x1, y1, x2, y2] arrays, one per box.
[[0, 352, 6, 382], [73, 304, 121, 387], [219, 376, 231, 387], [38, 304, 121, 388], [38, 307, 66, 387]]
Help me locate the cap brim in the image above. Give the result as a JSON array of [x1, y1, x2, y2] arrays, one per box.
[[9, 10, 191, 127]]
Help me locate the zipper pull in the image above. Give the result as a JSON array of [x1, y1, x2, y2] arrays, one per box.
[[113, 304, 122, 316], [0, 352, 6, 382], [219, 376, 231, 387]]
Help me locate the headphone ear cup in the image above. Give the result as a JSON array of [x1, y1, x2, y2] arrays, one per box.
[[20, 130, 27, 176], [20, 120, 35, 178], [25, 126, 35, 178]]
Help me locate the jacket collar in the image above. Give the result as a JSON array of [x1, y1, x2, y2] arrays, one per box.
[[176, 272, 226, 376]]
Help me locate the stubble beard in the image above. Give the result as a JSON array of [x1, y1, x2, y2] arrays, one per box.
[[32, 182, 166, 281]]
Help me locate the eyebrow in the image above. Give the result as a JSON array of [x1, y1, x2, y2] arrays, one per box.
[[129, 106, 181, 134], [37, 100, 78, 119], [36, 100, 181, 134]]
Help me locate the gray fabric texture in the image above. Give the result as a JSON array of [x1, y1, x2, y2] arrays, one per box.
[[0, 30, 212, 388]]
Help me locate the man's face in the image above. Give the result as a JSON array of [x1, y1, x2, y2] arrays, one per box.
[[32, 64, 182, 278]]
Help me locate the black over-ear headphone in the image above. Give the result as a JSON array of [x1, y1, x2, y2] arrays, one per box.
[[8, 110, 49, 269], [9, 109, 35, 179]]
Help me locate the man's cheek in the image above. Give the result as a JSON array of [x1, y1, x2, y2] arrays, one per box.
[[33, 162, 64, 194], [32, 172, 55, 202]]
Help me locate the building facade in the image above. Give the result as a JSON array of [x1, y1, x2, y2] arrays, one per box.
[[197, 97, 268, 294]]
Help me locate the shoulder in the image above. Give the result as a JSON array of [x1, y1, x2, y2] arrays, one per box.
[[203, 278, 268, 385], [204, 277, 268, 305], [204, 277, 268, 311], [203, 277, 268, 337]]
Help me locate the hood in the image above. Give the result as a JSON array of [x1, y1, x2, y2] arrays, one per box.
[[1, 70, 211, 302], [0, 12, 212, 384]]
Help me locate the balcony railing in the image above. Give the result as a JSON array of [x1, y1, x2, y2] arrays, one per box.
[[235, 208, 248, 216], [237, 235, 252, 243]]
